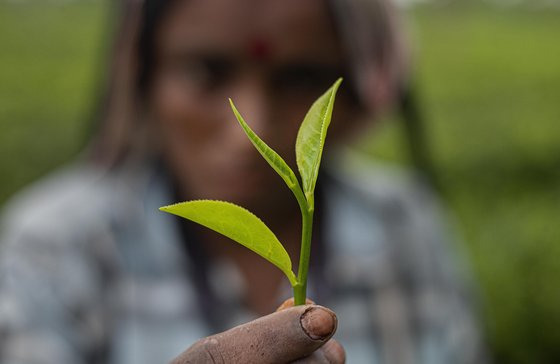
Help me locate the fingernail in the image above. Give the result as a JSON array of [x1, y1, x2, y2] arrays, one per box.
[[300, 306, 337, 340]]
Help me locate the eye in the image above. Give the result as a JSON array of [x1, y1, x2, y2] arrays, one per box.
[[272, 64, 344, 95], [176, 54, 235, 91]]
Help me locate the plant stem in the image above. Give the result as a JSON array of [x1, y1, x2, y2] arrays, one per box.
[[289, 184, 315, 305], [294, 207, 314, 305], [296, 205, 314, 304]]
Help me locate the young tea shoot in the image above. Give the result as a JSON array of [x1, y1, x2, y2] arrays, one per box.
[[160, 78, 342, 305]]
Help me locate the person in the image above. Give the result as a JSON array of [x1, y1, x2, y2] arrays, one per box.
[[0, 0, 488, 363]]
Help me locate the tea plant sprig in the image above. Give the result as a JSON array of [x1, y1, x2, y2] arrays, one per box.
[[160, 78, 342, 305]]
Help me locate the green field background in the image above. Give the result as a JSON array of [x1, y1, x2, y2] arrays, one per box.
[[1, 1, 559, 363]]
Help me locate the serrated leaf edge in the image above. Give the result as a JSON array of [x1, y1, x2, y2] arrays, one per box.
[[229, 99, 300, 189], [159, 200, 298, 286], [296, 78, 342, 206]]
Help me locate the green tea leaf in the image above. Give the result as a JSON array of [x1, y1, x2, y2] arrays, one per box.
[[229, 99, 300, 190], [295, 78, 342, 208], [160, 200, 297, 286]]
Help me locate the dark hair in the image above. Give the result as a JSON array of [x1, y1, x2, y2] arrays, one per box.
[[137, 0, 178, 95]]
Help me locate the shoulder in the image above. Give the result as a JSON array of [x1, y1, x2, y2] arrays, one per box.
[[0, 162, 154, 250], [2, 164, 109, 240], [322, 152, 488, 364], [321, 150, 467, 285], [323, 149, 446, 230]]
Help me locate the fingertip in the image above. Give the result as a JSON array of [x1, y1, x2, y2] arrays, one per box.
[[322, 339, 346, 363], [300, 306, 337, 341]]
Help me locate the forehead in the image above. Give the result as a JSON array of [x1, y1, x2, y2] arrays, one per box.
[[156, 0, 342, 62]]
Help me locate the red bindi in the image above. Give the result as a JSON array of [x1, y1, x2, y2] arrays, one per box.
[[248, 38, 272, 61]]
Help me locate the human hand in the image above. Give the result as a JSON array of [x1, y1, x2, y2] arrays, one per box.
[[171, 304, 345, 363]]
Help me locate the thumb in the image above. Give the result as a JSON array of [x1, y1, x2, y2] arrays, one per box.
[[172, 305, 337, 363]]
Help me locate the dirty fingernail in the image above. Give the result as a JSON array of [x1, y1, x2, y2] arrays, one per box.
[[300, 307, 337, 340]]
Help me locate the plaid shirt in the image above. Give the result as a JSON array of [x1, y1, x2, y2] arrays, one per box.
[[0, 153, 487, 364]]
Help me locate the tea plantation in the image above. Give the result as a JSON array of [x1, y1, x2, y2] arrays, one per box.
[[1, 1, 559, 363]]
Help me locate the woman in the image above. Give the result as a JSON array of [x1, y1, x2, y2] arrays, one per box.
[[0, 0, 487, 363]]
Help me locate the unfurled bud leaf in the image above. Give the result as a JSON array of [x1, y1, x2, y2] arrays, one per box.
[[295, 78, 342, 209]]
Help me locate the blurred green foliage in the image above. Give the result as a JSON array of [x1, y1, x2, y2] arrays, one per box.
[[0, 1, 107, 203], [363, 2, 560, 363], [0, 1, 558, 363]]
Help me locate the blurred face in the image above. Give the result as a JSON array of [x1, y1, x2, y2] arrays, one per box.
[[150, 0, 360, 213]]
